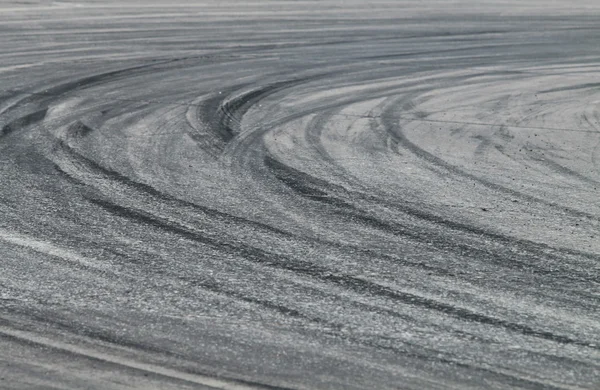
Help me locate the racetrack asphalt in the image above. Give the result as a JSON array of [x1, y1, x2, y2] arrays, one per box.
[[0, 1, 599, 389]]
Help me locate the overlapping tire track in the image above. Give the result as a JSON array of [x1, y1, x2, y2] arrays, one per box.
[[1, 1, 599, 389]]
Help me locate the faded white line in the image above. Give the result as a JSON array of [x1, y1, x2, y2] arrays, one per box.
[[0, 324, 270, 390], [0, 228, 110, 272]]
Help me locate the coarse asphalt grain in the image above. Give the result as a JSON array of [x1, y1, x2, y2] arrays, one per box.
[[0, 1, 599, 389]]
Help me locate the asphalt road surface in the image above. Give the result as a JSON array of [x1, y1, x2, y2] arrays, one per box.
[[1, 1, 599, 389]]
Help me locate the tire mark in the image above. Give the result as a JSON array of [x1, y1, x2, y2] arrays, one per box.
[[0, 322, 291, 390], [193, 75, 330, 151], [66, 120, 95, 140], [0, 108, 47, 137], [85, 194, 598, 351], [264, 154, 599, 283], [51, 139, 295, 239], [2, 303, 568, 390], [51, 139, 462, 279], [380, 102, 600, 222]]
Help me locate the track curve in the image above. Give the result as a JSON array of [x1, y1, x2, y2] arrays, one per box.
[[1, 1, 599, 389]]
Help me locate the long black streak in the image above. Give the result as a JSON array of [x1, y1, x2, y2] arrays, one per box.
[[0, 1, 599, 389]]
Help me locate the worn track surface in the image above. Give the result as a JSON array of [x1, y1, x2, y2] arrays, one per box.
[[1, 1, 599, 389]]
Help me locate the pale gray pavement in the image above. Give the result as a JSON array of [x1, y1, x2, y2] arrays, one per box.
[[0, 1, 599, 389]]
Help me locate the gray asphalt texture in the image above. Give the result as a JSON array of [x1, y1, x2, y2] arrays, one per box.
[[1, 1, 599, 389]]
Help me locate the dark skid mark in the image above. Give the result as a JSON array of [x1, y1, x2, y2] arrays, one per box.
[[217, 84, 284, 141], [34, 58, 182, 99], [1, 308, 186, 361], [53, 140, 295, 240], [368, 182, 600, 264], [539, 82, 600, 94], [13, 305, 530, 389], [529, 150, 600, 186], [185, 277, 339, 329], [66, 121, 95, 140], [200, 83, 287, 145], [86, 194, 596, 351], [6, 273, 562, 390], [265, 155, 352, 208], [0, 311, 294, 390], [54, 163, 464, 335], [322, 273, 596, 349], [187, 82, 280, 152], [381, 109, 600, 223], [264, 154, 598, 282], [196, 75, 328, 150], [1, 108, 47, 137], [0, 58, 185, 122]]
